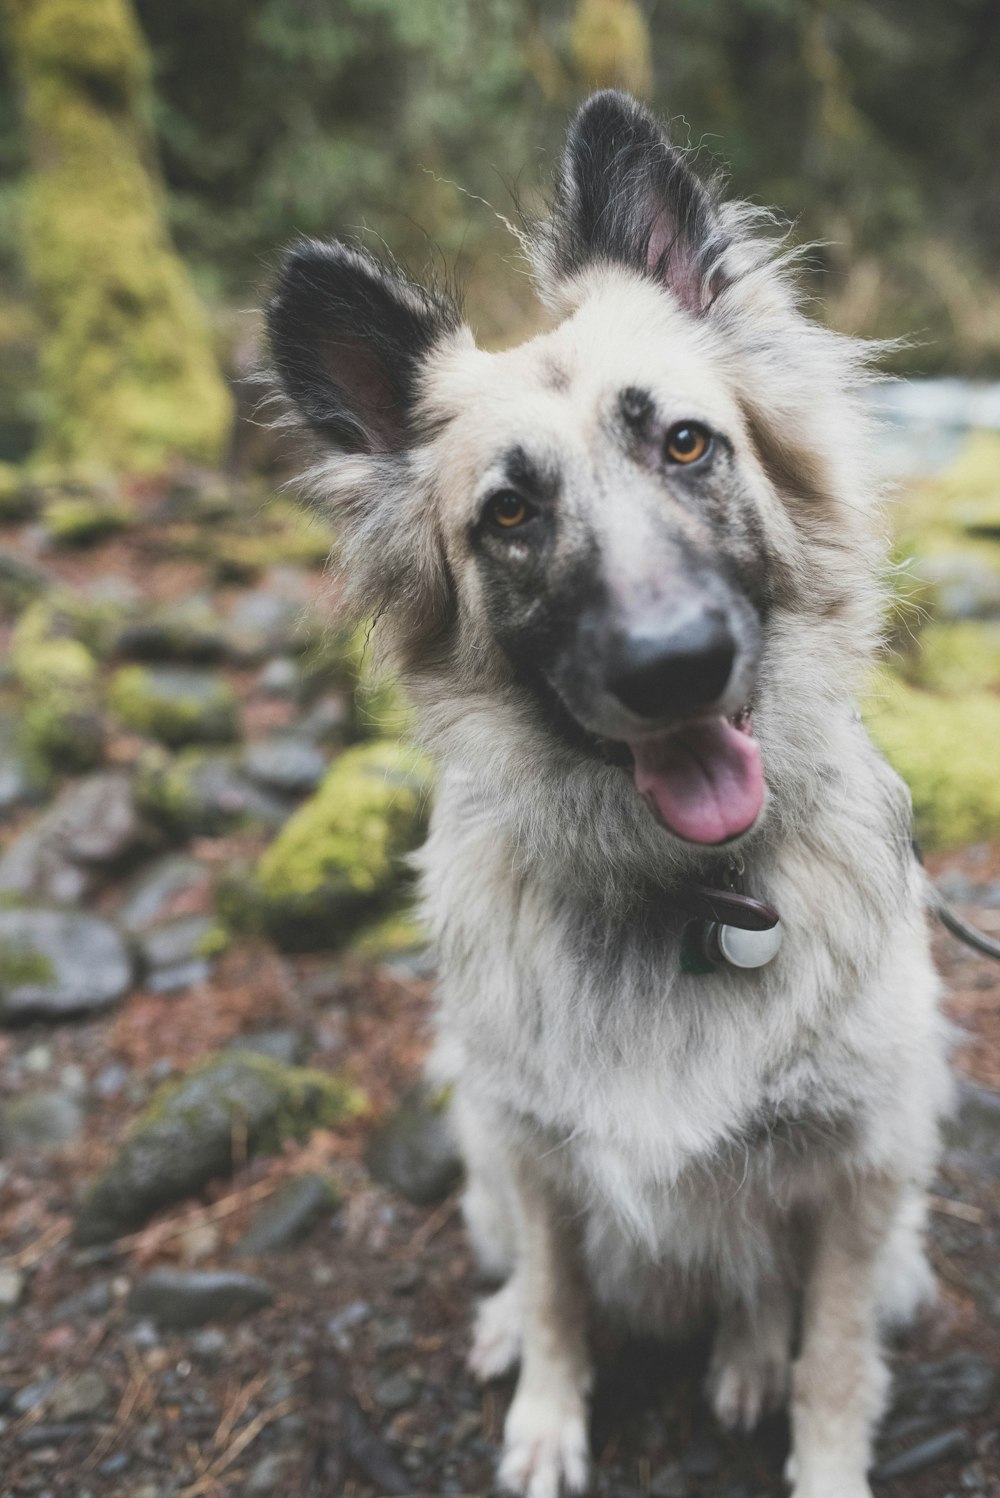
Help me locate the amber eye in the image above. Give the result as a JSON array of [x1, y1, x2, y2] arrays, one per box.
[[665, 423, 711, 465], [487, 492, 531, 529]]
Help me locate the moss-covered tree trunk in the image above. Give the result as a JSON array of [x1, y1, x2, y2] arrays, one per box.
[[3, 0, 233, 471]]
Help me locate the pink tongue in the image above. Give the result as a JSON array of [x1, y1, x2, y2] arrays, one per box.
[[630, 717, 765, 844]]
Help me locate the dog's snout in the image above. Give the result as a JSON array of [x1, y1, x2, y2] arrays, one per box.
[[606, 607, 736, 721]]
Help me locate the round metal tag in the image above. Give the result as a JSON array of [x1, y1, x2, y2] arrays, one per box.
[[716, 919, 783, 969]]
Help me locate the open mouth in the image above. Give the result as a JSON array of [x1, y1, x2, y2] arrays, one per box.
[[627, 707, 764, 845]]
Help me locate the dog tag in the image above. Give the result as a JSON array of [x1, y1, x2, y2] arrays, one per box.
[[710, 919, 783, 969]]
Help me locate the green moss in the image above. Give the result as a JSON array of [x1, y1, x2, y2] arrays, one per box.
[[212, 501, 334, 582], [12, 590, 118, 660], [74, 1050, 364, 1243], [897, 431, 1000, 543], [0, 940, 55, 989], [42, 494, 131, 546], [10, 618, 103, 770], [109, 665, 238, 746], [5, 0, 232, 471], [865, 669, 1000, 848], [902, 621, 1000, 695], [0, 463, 36, 522], [248, 740, 433, 948], [352, 909, 429, 960]]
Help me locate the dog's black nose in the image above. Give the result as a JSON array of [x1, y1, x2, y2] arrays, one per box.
[[607, 609, 736, 720]]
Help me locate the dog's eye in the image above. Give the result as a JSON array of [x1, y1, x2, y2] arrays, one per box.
[[486, 492, 532, 530], [665, 423, 711, 465]]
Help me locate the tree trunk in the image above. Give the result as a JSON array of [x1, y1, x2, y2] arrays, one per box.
[[4, 0, 233, 472]]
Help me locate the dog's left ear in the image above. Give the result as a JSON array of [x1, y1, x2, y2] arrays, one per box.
[[537, 91, 728, 315], [267, 239, 463, 453]]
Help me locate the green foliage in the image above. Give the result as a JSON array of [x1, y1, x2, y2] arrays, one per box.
[[4, 0, 233, 470], [866, 669, 1000, 850], [42, 494, 132, 546]]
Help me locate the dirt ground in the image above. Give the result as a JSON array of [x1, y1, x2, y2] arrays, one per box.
[[0, 864, 997, 1498]]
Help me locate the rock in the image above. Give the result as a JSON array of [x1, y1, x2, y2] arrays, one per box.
[[95, 1062, 130, 1099], [256, 657, 299, 697], [0, 552, 51, 612], [48, 1281, 112, 1321], [234, 1173, 337, 1256], [13, 1378, 57, 1414], [247, 739, 433, 950], [372, 1372, 417, 1411], [48, 1370, 110, 1421], [115, 595, 228, 663], [649, 1462, 689, 1498], [942, 1079, 1000, 1180], [0, 908, 132, 1021], [296, 691, 351, 743], [128, 1269, 273, 1328], [190, 1328, 228, 1367], [0, 1089, 83, 1152], [116, 854, 208, 934], [43, 494, 131, 547], [9, 594, 108, 770], [243, 737, 327, 796], [225, 590, 302, 663], [888, 1353, 1000, 1425], [246, 1452, 299, 1495], [228, 1029, 304, 1065], [327, 1300, 371, 1348], [109, 665, 238, 746], [0, 771, 143, 903], [0, 714, 49, 818], [873, 1427, 971, 1481], [50, 772, 144, 866], [23, 1044, 52, 1074], [365, 1084, 462, 1206], [680, 1435, 722, 1477], [135, 748, 288, 837], [74, 1052, 361, 1244], [138, 914, 216, 992], [913, 553, 1000, 622], [0, 1268, 24, 1311]]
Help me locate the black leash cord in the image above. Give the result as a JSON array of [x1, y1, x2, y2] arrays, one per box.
[[929, 887, 1000, 962], [913, 837, 1000, 962]]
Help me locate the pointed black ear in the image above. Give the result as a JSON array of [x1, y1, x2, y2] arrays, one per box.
[[267, 240, 462, 453], [540, 91, 728, 315]]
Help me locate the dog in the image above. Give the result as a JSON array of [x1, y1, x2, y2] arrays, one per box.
[[267, 91, 952, 1498]]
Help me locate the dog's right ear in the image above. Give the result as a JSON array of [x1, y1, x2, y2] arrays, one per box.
[[267, 239, 462, 454]]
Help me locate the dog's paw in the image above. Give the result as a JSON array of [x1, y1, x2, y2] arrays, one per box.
[[468, 1280, 521, 1382], [785, 1453, 873, 1498], [498, 1389, 590, 1498], [789, 1479, 872, 1498], [707, 1342, 789, 1431]]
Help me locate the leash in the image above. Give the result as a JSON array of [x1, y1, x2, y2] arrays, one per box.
[[914, 841, 1000, 962]]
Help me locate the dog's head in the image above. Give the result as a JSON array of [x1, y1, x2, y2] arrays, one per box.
[[268, 92, 878, 850]]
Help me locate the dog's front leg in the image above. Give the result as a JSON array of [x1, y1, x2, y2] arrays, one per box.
[[497, 1148, 592, 1498], [789, 1173, 901, 1498]]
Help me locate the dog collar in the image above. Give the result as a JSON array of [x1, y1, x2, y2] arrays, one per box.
[[676, 859, 782, 973]]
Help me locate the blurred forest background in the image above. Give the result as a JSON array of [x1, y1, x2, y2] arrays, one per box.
[[2, 0, 1000, 469]]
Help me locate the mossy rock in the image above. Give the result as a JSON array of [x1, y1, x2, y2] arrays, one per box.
[[109, 665, 238, 746], [0, 463, 38, 523], [12, 590, 119, 661], [10, 616, 104, 771], [242, 740, 433, 950], [901, 621, 1000, 695], [42, 495, 132, 547], [74, 1051, 363, 1245], [865, 669, 1000, 849], [212, 501, 334, 583], [134, 747, 287, 837]]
